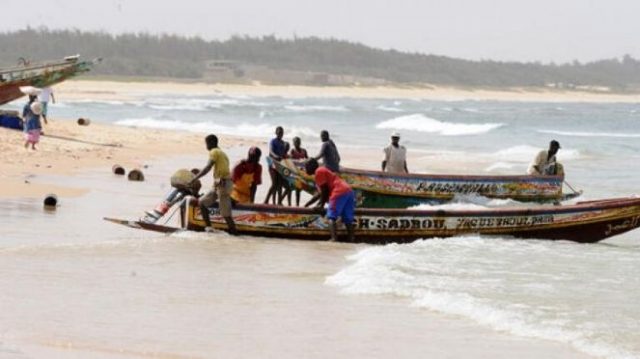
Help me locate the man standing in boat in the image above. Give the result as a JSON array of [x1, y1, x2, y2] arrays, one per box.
[[313, 130, 341, 173], [231, 146, 262, 204], [305, 158, 355, 242], [382, 131, 409, 174], [190, 134, 237, 235], [528, 140, 564, 176]]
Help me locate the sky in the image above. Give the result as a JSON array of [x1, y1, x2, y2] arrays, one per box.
[[2, 0, 639, 63]]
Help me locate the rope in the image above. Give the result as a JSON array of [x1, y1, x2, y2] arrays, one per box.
[[564, 180, 580, 194]]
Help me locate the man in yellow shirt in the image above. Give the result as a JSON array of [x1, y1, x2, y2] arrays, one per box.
[[190, 134, 237, 234]]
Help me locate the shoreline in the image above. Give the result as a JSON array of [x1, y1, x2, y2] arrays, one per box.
[[58, 77, 640, 103]]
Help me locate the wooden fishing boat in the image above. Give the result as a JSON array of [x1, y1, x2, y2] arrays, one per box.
[[105, 196, 640, 244], [269, 158, 581, 208], [0, 55, 100, 105]]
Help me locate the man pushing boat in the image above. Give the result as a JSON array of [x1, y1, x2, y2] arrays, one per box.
[[190, 134, 237, 235], [305, 158, 355, 242]]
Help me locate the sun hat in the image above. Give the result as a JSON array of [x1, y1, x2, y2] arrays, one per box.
[[30, 101, 43, 115], [391, 131, 401, 138]]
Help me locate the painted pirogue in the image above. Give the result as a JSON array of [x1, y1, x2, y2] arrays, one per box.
[[105, 196, 640, 244], [269, 158, 581, 208], [0, 55, 100, 105]]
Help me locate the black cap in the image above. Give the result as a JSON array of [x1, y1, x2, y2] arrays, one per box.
[[550, 140, 561, 148]]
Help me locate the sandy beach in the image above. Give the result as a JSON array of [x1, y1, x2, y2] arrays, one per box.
[[57, 78, 640, 103], [0, 118, 265, 198]]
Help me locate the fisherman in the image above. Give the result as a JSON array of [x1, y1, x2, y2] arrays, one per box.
[[189, 134, 237, 234], [22, 95, 43, 150], [264, 126, 287, 204], [313, 130, 341, 173], [231, 146, 263, 204], [528, 140, 563, 176], [305, 158, 355, 242], [283, 136, 309, 206], [38, 86, 55, 123], [382, 131, 408, 174], [290, 136, 308, 160]]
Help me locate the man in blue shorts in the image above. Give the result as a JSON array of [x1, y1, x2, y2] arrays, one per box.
[[305, 158, 355, 242]]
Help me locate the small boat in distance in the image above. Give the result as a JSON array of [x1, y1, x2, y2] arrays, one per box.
[[0, 55, 100, 105], [105, 196, 640, 244], [270, 158, 581, 208]]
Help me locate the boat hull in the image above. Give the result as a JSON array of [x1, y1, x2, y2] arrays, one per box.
[[181, 197, 640, 244], [269, 158, 575, 208], [0, 56, 99, 105]]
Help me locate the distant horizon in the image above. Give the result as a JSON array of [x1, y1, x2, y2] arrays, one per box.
[[2, 0, 639, 64], [2, 26, 637, 67]]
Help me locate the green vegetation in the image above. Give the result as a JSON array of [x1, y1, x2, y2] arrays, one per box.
[[1, 28, 640, 90]]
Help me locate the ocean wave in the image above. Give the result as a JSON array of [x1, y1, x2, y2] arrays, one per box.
[[143, 97, 261, 112], [409, 194, 524, 210], [376, 114, 503, 136], [326, 238, 639, 359], [114, 117, 317, 139], [283, 105, 349, 112], [493, 145, 580, 161], [376, 105, 405, 113], [538, 129, 640, 138], [64, 99, 136, 106]]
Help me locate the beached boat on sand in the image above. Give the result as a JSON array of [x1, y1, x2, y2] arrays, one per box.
[[105, 196, 640, 244], [0, 55, 100, 105], [269, 158, 581, 208]]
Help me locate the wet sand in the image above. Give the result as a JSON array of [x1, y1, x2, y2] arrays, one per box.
[[0, 135, 591, 358]]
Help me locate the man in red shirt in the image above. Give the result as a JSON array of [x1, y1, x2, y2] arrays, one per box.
[[231, 147, 263, 203], [305, 158, 355, 242]]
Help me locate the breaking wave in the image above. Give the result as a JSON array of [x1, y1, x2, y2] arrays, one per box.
[[114, 117, 317, 139], [283, 105, 349, 112], [326, 238, 640, 359], [492, 145, 581, 162], [538, 129, 640, 138], [376, 114, 503, 136]]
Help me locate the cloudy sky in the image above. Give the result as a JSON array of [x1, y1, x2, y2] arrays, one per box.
[[2, 0, 638, 63]]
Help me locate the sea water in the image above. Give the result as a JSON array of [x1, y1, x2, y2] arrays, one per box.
[[3, 94, 640, 358]]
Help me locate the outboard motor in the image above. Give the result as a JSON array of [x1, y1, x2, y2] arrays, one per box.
[[141, 169, 202, 223]]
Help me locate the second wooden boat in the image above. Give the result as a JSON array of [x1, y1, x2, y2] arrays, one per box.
[[269, 158, 581, 208]]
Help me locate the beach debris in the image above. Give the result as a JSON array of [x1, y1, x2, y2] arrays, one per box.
[[128, 169, 145, 181], [112, 164, 126, 175], [77, 117, 91, 126], [43, 194, 58, 208]]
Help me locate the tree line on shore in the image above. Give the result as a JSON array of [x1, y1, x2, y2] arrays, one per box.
[[1, 28, 640, 90]]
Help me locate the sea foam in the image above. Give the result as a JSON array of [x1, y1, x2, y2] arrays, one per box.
[[538, 129, 640, 138], [115, 117, 317, 139], [376, 114, 503, 136], [326, 238, 640, 359]]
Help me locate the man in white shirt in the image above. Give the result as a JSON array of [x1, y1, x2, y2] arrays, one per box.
[[382, 132, 408, 174], [528, 140, 562, 175], [38, 87, 55, 123]]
